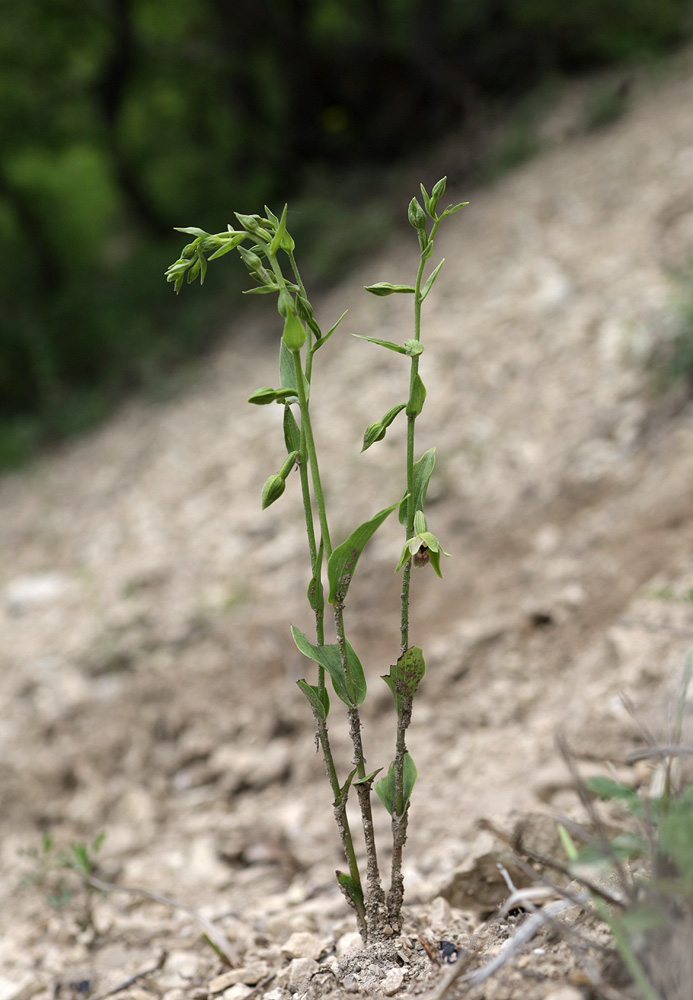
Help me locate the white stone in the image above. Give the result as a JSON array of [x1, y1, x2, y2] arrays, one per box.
[[280, 931, 324, 960], [4, 572, 71, 614], [428, 895, 452, 931], [221, 986, 252, 1000], [335, 931, 363, 956], [287, 958, 318, 992], [381, 968, 406, 996]]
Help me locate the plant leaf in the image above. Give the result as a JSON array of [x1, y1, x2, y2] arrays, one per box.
[[375, 753, 418, 817], [352, 334, 408, 355], [269, 203, 288, 256], [291, 627, 366, 707], [421, 259, 445, 301], [399, 447, 436, 525], [327, 500, 400, 604], [174, 226, 210, 238], [406, 373, 426, 417], [336, 871, 365, 915], [296, 679, 329, 719], [279, 341, 309, 400]]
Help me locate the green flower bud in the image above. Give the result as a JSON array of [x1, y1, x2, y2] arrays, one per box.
[[408, 197, 426, 231], [277, 288, 294, 318], [261, 474, 286, 509], [282, 310, 306, 350]]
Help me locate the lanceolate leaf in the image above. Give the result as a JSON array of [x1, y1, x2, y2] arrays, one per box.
[[312, 310, 348, 354], [296, 679, 330, 719], [279, 341, 309, 399], [421, 259, 445, 301], [352, 334, 408, 355], [283, 405, 301, 453], [375, 753, 418, 817], [399, 447, 436, 525], [291, 626, 367, 707], [336, 871, 365, 917], [327, 500, 400, 604]]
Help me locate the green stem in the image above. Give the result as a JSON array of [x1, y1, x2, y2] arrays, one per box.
[[291, 348, 332, 560]]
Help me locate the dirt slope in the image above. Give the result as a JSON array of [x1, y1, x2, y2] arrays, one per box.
[[2, 58, 693, 1000]]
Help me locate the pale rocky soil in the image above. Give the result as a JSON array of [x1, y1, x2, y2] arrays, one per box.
[[3, 56, 693, 1000]]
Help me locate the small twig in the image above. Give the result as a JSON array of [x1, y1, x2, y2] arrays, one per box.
[[90, 950, 167, 1000], [87, 877, 238, 966]]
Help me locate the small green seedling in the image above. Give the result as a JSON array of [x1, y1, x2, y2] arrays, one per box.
[[166, 179, 466, 941], [20, 832, 106, 934]]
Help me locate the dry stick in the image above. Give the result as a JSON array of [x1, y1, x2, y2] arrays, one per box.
[[87, 876, 238, 966]]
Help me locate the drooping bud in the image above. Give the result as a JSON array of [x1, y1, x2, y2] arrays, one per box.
[[261, 474, 286, 509], [282, 310, 306, 350]]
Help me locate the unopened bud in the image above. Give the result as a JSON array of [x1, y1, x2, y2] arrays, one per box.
[[408, 197, 426, 231], [261, 474, 286, 509]]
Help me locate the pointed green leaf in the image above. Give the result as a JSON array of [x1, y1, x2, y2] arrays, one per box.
[[307, 539, 324, 616], [419, 184, 432, 217], [421, 239, 434, 261], [291, 627, 366, 707], [283, 405, 301, 453], [352, 334, 408, 355], [279, 341, 309, 400], [335, 767, 357, 807], [421, 259, 445, 301], [364, 282, 416, 296], [264, 205, 279, 227], [336, 871, 365, 916], [327, 500, 400, 604], [174, 227, 210, 238], [406, 373, 427, 417], [361, 403, 406, 452], [296, 679, 330, 719], [353, 768, 383, 787], [242, 284, 279, 295], [269, 204, 288, 256], [311, 309, 348, 356], [375, 753, 418, 817], [399, 448, 436, 525], [441, 201, 469, 218]]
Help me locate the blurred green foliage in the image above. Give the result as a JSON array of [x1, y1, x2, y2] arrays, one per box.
[[1, 0, 691, 465]]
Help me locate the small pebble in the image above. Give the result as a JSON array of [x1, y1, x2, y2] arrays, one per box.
[[382, 967, 405, 996], [281, 931, 324, 960], [287, 957, 318, 992]]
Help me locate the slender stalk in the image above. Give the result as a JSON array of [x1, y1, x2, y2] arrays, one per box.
[[334, 600, 386, 936], [291, 348, 332, 559], [391, 215, 443, 924]]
